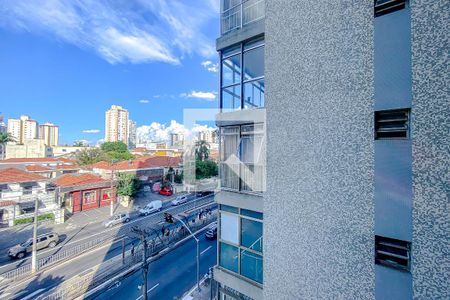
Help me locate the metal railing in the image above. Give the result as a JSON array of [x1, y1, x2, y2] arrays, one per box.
[[219, 162, 265, 193], [221, 0, 265, 34], [0, 195, 215, 284], [36, 210, 217, 300]]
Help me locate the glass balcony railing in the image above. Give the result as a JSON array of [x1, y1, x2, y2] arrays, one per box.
[[221, 0, 265, 35], [219, 162, 265, 193]]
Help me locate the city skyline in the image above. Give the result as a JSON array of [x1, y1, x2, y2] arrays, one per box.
[[0, 1, 219, 145]]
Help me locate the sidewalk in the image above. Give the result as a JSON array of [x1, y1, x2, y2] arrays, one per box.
[[182, 273, 214, 300]]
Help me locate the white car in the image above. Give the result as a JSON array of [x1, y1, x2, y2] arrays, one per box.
[[139, 200, 163, 216], [171, 195, 188, 206], [104, 213, 130, 228]]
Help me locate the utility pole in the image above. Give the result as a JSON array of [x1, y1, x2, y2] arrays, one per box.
[[31, 195, 39, 274], [130, 226, 150, 300], [110, 159, 117, 217]]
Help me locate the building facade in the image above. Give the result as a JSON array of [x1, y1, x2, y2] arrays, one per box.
[[128, 119, 137, 149], [39, 122, 59, 146], [105, 105, 129, 145], [5, 139, 53, 159], [7, 115, 39, 144], [214, 0, 449, 299]]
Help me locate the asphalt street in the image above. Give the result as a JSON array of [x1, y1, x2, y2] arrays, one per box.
[[92, 234, 217, 300]]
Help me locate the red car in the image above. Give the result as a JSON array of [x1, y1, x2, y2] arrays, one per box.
[[159, 187, 173, 196]]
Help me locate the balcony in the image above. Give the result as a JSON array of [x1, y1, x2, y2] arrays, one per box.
[[221, 0, 265, 35], [220, 162, 265, 194]]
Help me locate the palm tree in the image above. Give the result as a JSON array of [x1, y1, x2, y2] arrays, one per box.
[[0, 132, 15, 160], [195, 140, 210, 161]]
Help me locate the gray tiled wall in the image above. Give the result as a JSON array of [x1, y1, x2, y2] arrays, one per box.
[[264, 1, 375, 299]]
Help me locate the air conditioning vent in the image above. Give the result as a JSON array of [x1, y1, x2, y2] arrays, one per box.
[[374, 0, 407, 17], [375, 235, 411, 271], [375, 109, 410, 139]]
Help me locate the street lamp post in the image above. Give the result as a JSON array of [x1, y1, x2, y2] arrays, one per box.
[[31, 195, 39, 274], [172, 216, 200, 292]]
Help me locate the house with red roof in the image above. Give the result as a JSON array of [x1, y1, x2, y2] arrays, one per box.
[[0, 168, 56, 226], [90, 156, 182, 183], [53, 173, 116, 213], [0, 157, 80, 178]]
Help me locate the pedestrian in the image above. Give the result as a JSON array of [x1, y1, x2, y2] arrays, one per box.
[[161, 224, 165, 236], [131, 243, 135, 257]]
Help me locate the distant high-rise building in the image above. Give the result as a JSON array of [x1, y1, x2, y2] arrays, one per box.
[[197, 128, 217, 144], [128, 119, 137, 149], [39, 122, 59, 146], [105, 105, 129, 145], [0, 115, 6, 134], [169, 132, 185, 148], [7, 115, 38, 144]]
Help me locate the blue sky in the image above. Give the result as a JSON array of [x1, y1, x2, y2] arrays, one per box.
[[0, 0, 219, 145]]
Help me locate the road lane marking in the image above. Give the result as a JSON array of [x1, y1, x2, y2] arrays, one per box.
[[200, 246, 212, 255], [136, 283, 159, 300], [21, 288, 46, 300]]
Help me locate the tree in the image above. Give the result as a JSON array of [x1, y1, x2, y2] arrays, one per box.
[[174, 171, 183, 184], [73, 140, 88, 147], [75, 148, 110, 165], [0, 132, 16, 160], [101, 141, 134, 161], [195, 160, 218, 179], [195, 140, 210, 161], [116, 173, 139, 197]]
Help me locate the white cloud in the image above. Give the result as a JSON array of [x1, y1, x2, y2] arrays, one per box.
[[82, 129, 100, 134], [201, 60, 218, 73], [181, 91, 217, 100], [0, 0, 217, 64], [136, 120, 216, 144], [139, 99, 150, 103]]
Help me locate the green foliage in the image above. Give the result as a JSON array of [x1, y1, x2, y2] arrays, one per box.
[[100, 142, 134, 161], [116, 173, 139, 197], [195, 140, 210, 161], [73, 140, 87, 147], [0, 132, 16, 160], [174, 171, 183, 184], [195, 160, 218, 179], [14, 213, 54, 225], [76, 148, 110, 165]]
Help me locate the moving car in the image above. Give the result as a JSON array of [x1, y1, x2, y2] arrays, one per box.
[[8, 232, 60, 259], [171, 195, 188, 206], [159, 187, 173, 196], [205, 223, 217, 239], [196, 191, 214, 197], [139, 200, 163, 216], [104, 212, 130, 228]]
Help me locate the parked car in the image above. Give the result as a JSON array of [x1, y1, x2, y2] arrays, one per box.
[[196, 191, 214, 197], [143, 186, 151, 192], [104, 213, 130, 228], [205, 223, 217, 239], [171, 195, 188, 206], [139, 200, 163, 216], [8, 232, 60, 259], [159, 187, 173, 196]]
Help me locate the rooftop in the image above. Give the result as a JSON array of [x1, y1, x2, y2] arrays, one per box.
[[53, 173, 108, 188], [0, 168, 48, 184], [90, 156, 182, 171]]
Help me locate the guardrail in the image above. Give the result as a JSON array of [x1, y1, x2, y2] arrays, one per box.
[[0, 195, 215, 284], [221, 0, 264, 34], [36, 208, 217, 300]]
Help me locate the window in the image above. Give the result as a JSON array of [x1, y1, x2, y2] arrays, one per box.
[[221, 38, 264, 110], [375, 109, 410, 139], [102, 189, 112, 201], [220, 242, 239, 273], [219, 207, 263, 284], [375, 235, 411, 271], [374, 0, 407, 17], [83, 191, 97, 205], [220, 204, 239, 214], [240, 250, 263, 283]]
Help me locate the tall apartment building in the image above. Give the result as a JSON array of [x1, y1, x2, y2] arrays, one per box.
[[128, 119, 137, 149], [39, 122, 59, 146], [214, 1, 449, 299], [7, 115, 38, 144], [105, 105, 129, 145], [198, 128, 218, 145], [0, 115, 6, 134]]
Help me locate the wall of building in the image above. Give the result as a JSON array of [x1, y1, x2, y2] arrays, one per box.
[[411, 0, 450, 298], [5, 139, 53, 159], [264, 1, 374, 299]]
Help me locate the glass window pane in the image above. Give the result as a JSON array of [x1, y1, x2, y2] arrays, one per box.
[[241, 209, 263, 220], [222, 55, 241, 86], [220, 242, 239, 273], [220, 204, 239, 214], [222, 0, 241, 12], [243, 46, 264, 80], [240, 250, 263, 283], [220, 212, 239, 244], [244, 37, 264, 50], [244, 79, 264, 108], [241, 218, 263, 252], [222, 85, 241, 110]]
